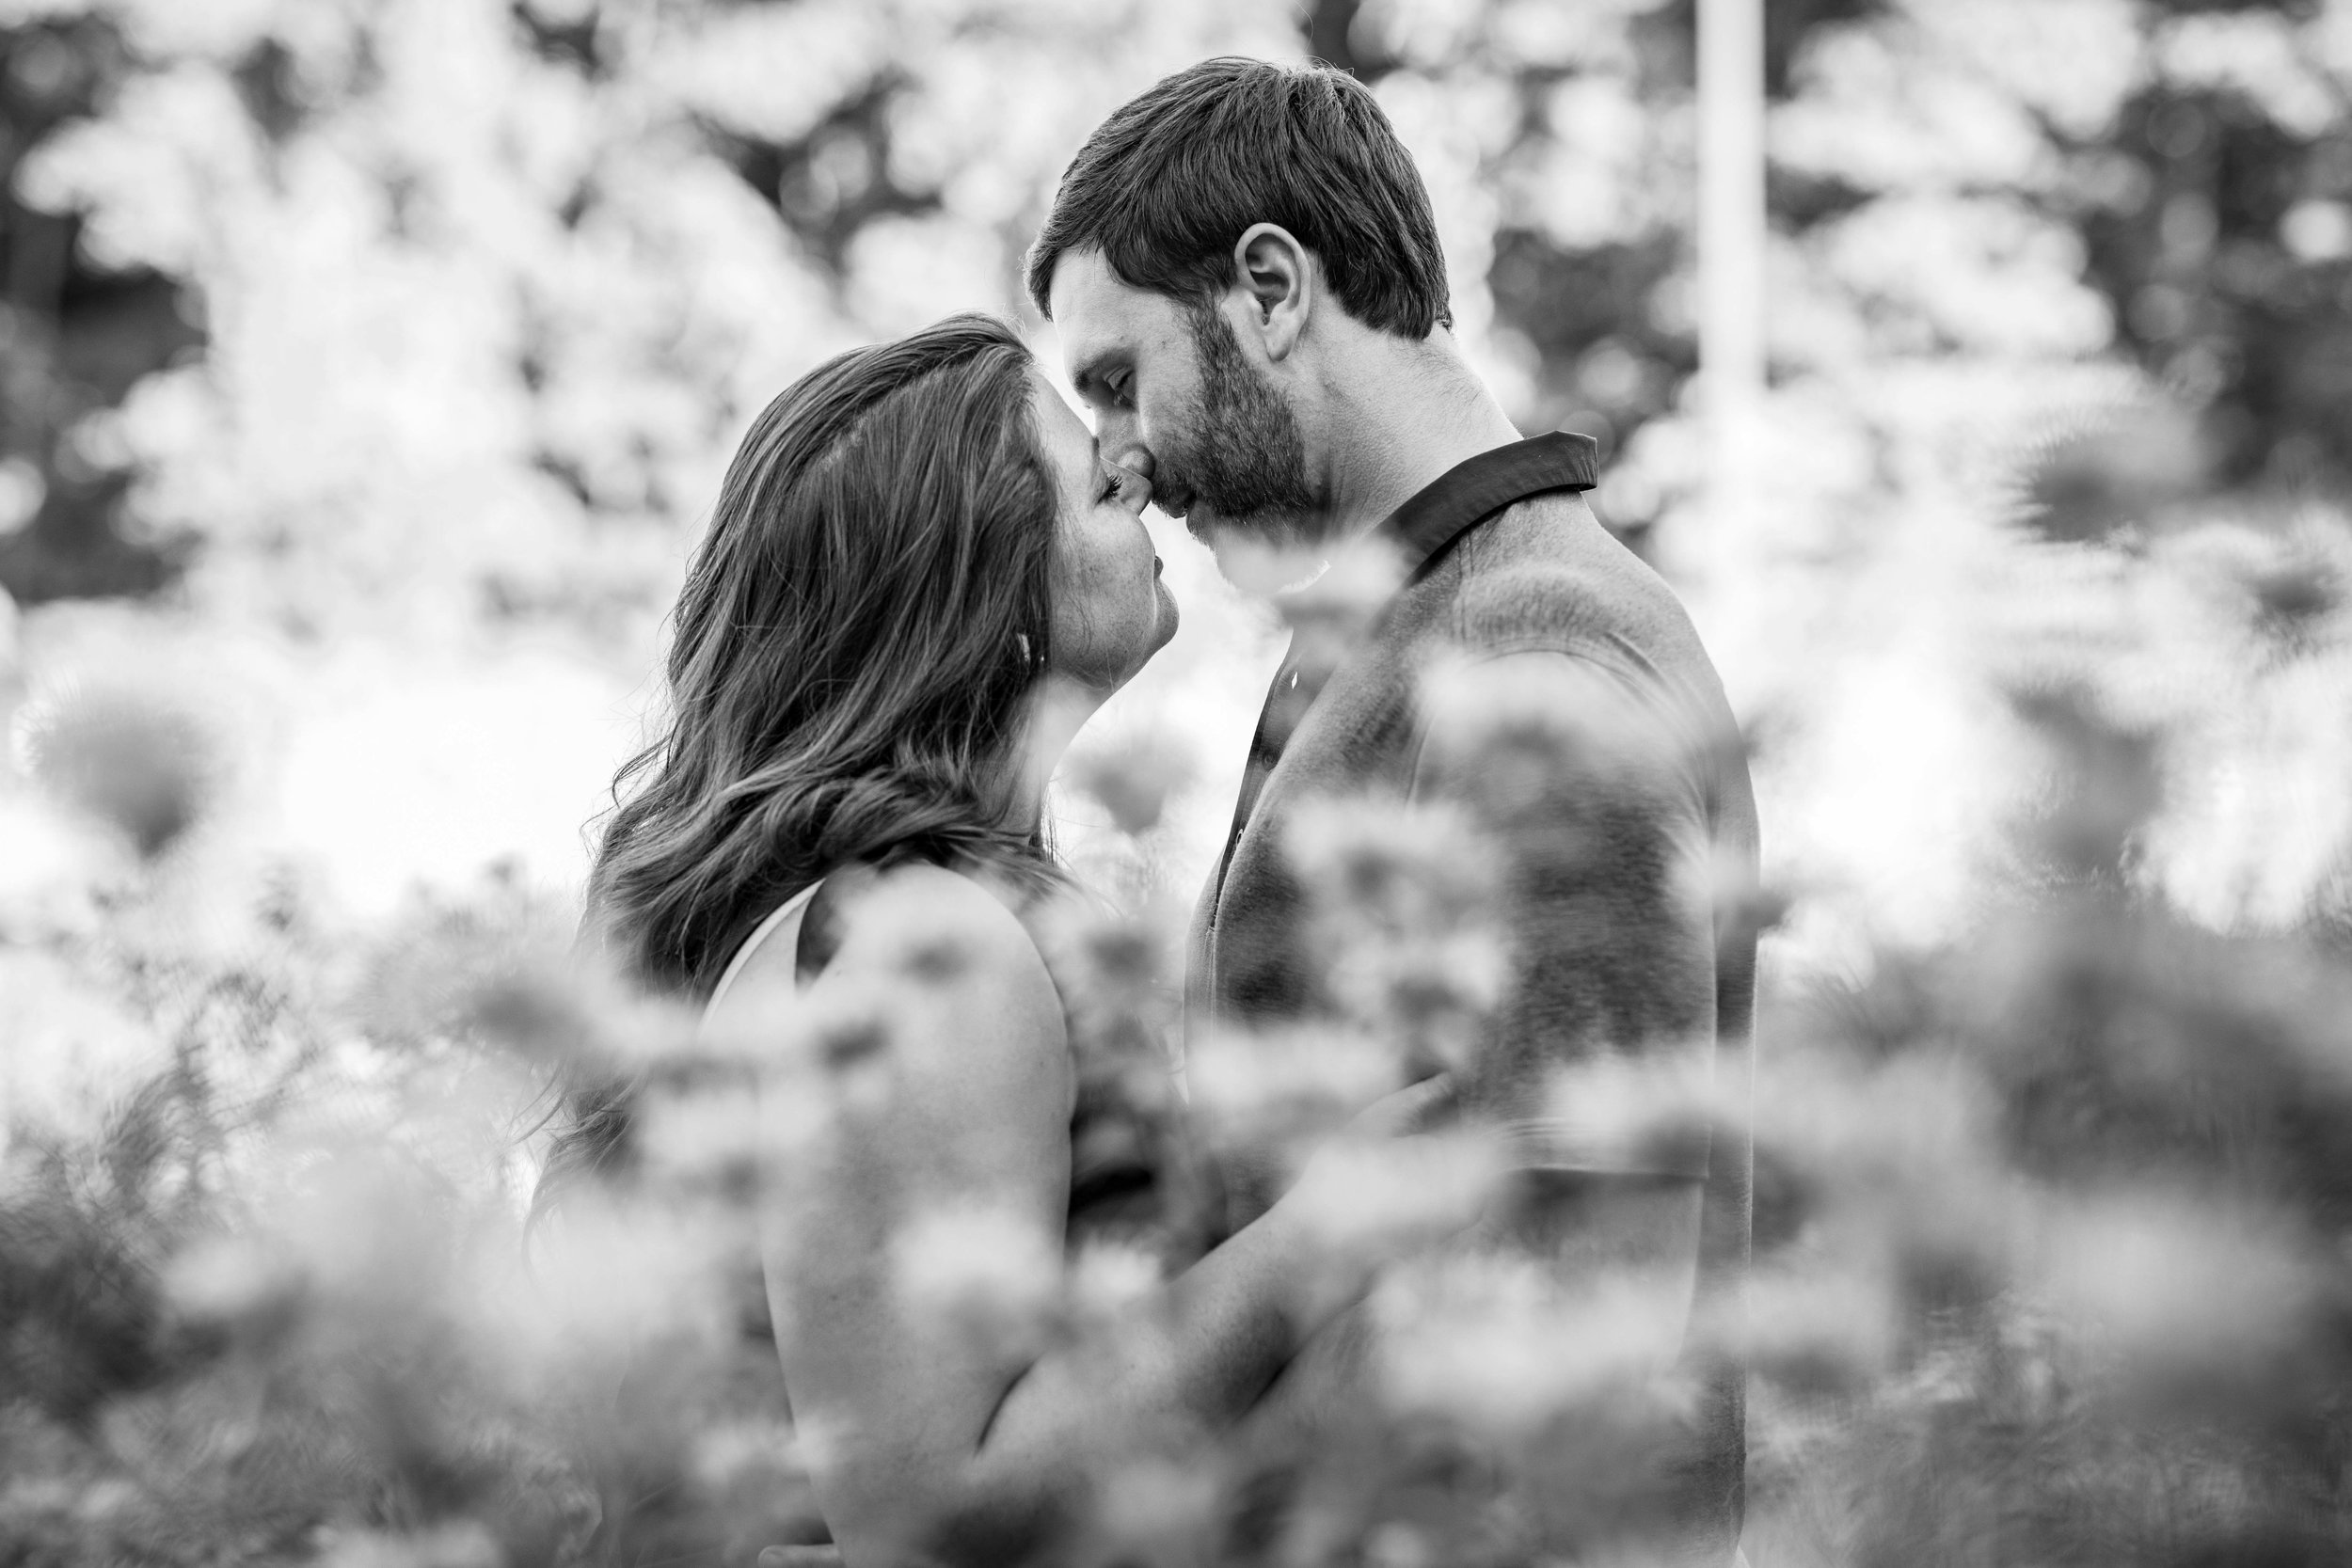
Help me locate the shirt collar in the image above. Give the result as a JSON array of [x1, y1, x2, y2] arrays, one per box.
[[1372, 430, 1600, 586]]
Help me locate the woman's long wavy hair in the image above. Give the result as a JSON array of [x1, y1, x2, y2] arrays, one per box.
[[538, 313, 1061, 1210]]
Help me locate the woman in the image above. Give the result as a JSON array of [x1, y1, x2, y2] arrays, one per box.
[[541, 315, 1456, 1567]]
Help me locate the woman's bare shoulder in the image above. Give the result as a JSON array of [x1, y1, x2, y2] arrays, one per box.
[[825, 861, 1049, 979], [715, 861, 1065, 1066]]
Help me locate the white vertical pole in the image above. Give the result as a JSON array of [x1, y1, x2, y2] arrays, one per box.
[[1697, 0, 1767, 546]]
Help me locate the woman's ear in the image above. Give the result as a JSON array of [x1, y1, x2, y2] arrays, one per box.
[[1231, 223, 1311, 361]]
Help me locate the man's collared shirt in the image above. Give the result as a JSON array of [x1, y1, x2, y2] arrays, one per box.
[[1205, 430, 1605, 906]]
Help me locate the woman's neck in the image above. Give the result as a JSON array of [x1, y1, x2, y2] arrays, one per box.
[[1006, 674, 1105, 832]]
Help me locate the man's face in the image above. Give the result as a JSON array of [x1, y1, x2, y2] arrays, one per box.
[[1048, 248, 1319, 552]]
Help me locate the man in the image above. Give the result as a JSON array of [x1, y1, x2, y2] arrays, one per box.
[[1027, 57, 1758, 1564]]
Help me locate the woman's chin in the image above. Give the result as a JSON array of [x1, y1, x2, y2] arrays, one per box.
[[1152, 581, 1181, 649]]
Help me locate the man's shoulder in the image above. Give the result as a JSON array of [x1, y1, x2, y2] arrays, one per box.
[[1428, 489, 1710, 676]]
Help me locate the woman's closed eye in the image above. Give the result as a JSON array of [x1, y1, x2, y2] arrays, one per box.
[[1098, 462, 1150, 511]]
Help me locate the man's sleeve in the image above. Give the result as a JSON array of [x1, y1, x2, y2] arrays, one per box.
[[1407, 644, 1720, 1181]]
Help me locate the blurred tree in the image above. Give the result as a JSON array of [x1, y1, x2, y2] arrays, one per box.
[[0, 13, 199, 604], [0, 0, 2344, 608]]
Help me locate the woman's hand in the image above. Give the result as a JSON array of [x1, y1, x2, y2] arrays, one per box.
[[1336, 1070, 1459, 1137]]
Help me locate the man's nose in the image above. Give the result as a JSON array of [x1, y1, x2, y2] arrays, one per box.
[[1097, 420, 1153, 482]]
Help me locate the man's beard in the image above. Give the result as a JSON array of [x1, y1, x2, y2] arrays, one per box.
[[1164, 303, 1319, 547]]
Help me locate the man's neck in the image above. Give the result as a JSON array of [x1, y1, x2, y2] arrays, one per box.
[[1313, 329, 1525, 546]]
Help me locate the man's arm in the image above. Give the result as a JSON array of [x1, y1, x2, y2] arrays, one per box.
[[1408, 646, 1718, 1367]]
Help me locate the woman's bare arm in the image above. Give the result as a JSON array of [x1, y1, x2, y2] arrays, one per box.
[[733, 863, 1430, 1567]]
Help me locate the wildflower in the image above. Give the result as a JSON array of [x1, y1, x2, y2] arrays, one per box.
[[315, 1521, 502, 1568], [1065, 729, 1200, 837], [2036, 1195, 2318, 1400], [18, 679, 225, 859], [1067, 1239, 1163, 1326], [1283, 1127, 1505, 1260], [893, 1202, 1062, 1361], [1286, 797, 1509, 1070], [1375, 1252, 1690, 1438], [1093, 1455, 1223, 1564]]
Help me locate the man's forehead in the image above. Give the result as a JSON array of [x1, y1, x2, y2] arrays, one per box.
[[1046, 246, 1124, 325], [1049, 247, 1184, 353]]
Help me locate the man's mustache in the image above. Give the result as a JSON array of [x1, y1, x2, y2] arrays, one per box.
[[1144, 470, 1212, 537], [1148, 472, 1197, 521]]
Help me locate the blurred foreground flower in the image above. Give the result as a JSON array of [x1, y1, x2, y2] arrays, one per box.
[[18, 678, 226, 858], [1737, 692, 2352, 1564], [1065, 729, 1200, 838], [2036, 1195, 2324, 1407], [893, 1202, 1061, 1363], [317, 1522, 502, 1568], [1184, 1025, 1398, 1151], [1523, 1052, 1718, 1180], [1375, 1253, 1692, 1439], [1413, 652, 1682, 820], [1287, 797, 1507, 1073], [1282, 1127, 1503, 1261]]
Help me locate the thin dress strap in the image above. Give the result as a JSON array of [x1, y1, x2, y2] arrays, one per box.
[[703, 881, 823, 1022]]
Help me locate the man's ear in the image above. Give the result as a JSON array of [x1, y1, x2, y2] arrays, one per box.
[[1231, 223, 1311, 361]]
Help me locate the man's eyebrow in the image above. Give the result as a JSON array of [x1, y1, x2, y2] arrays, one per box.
[[1069, 350, 1118, 397]]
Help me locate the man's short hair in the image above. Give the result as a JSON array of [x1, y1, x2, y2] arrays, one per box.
[[1025, 57, 1453, 340]]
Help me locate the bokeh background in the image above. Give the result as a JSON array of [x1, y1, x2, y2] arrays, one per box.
[[7, 1, 2352, 1564], [8, 0, 2352, 942]]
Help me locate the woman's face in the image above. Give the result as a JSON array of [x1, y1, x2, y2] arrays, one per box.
[[1031, 371, 1178, 694]]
